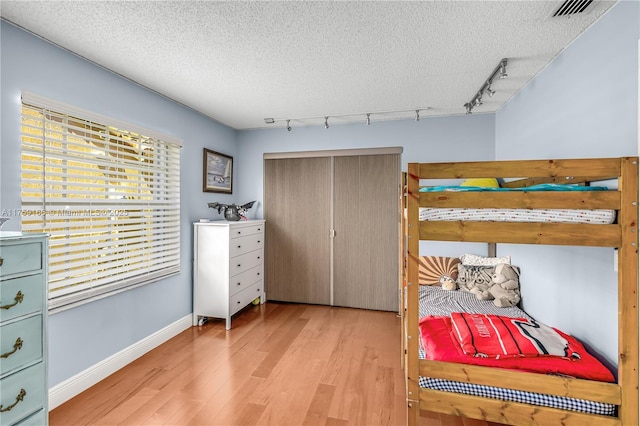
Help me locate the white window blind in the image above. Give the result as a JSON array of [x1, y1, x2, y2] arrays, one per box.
[[20, 92, 182, 312]]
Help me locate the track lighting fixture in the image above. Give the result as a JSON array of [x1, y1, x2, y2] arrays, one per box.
[[464, 58, 508, 114], [264, 107, 428, 131]]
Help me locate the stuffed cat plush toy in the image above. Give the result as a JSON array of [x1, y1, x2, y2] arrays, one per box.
[[456, 264, 493, 300]]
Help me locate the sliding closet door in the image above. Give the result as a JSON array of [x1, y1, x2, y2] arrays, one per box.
[[264, 157, 332, 304], [333, 154, 400, 311]]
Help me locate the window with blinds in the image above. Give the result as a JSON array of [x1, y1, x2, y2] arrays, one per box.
[[20, 92, 182, 312]]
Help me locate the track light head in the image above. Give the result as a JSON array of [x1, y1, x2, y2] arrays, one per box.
[[286, 120, 292, 132], [324, 116, 329, 129], [486, 86, 495, 97], [474, 95, 483, 107], [465, 103, 473, 115], [499, 59, 508, 79], [264, 118, 275, 124], [366, 113, 371, 126], [415, 110, 420, 122]]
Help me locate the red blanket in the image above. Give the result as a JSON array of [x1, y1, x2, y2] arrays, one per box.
[[419, 315, 615, 382], [450, 312, 581, 359]]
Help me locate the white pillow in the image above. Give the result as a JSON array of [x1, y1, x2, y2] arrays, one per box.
[[460, 253, 511, 266]]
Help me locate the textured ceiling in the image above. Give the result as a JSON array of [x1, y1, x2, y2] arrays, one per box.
[[1, 1, 617, 130]]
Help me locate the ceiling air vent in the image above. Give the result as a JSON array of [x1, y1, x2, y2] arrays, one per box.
[[551, 0, 596, 17]]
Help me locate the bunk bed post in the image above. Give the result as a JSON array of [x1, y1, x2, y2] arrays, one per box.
[[618, 157, 639, 426], [405, 164, 420, 426], [400, 172, 407, 372]]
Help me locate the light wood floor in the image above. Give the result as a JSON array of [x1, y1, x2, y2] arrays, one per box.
[[49, 302, 505, 426]]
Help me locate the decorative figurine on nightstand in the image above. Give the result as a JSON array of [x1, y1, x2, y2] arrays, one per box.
[[208, 201, 256, 221]]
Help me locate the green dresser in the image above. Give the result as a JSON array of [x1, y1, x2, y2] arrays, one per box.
[[0, 232, 48, 426]]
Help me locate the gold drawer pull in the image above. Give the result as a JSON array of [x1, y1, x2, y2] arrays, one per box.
[[0, 388, 26, 413], [0, 291, 24, 310], [1, 337, 23, 359]]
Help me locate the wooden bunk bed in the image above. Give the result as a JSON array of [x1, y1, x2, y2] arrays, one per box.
[[402, 157, 639, 426]]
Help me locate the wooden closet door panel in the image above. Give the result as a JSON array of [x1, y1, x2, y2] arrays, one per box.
[[333, 154, 399, 311], [264, 157, 331, 304]]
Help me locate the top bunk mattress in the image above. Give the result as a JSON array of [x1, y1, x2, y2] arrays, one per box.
[[418, 183, 616, 224], [418, 207, 616, 224]]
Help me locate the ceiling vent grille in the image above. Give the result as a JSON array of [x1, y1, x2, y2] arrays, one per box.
[[552, 0, 596, 17]]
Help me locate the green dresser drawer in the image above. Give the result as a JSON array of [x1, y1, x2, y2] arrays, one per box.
[[0, 362, 45, 426], [14, 408, 46, 426], [0, 275, 44, 324], [0, 315, 42, 377], [0, 242, 42, 278]]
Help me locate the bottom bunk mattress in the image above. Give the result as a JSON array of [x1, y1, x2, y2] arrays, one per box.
[[417, 286, 616, 416]]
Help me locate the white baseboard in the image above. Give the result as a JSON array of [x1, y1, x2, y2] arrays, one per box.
[[48, 314, 192, 410]]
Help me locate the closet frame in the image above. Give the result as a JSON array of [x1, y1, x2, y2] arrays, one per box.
[[264, 147, 402, 311]]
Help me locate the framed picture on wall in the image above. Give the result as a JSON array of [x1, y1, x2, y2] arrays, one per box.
[[203, 148, 233, 193]]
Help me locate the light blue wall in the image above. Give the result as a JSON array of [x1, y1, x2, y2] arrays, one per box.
[[0, 21, 239, 387], [495, 0, 639, 369]]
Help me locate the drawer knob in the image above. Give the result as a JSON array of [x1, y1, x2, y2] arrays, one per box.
[[0, 291, 24, 310], [237, 264, 241, 267], [0, 388, 26, 413], [237, 282, 241, 286], [1, 337, 23, 359], [237, 245, 241, 249], [237, 301, 241, 304]]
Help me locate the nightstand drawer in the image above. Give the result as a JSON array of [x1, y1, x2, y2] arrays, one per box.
[[230, 281, 263, 316], [229, 250, 263, 276], [1, 315, 43, 377], [0, 275, 44, 324], [229, 233, 263, 258], [230, 224, 264, 239], [0, 242, 42, 278], [229, 264, 263, 297], [0, 362, 45, 426]]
